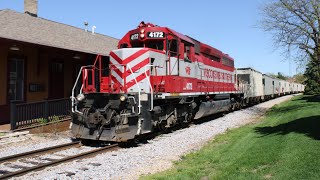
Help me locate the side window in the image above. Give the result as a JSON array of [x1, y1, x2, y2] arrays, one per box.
[[204, 53, 220, 62], [262, 79, 265, 86], [222, 57, 234, 67], [168, 39, 178, 57], [184, 44, 191, 62]]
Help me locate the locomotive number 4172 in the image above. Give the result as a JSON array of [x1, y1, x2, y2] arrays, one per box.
[[147, 32, 165, 38]]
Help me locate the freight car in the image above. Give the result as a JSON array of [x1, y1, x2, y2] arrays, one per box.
[[262, 74, 277, 100], [70, 22, 304, 143], [236, 68, 264, 104], [237, 68, 305, 103]]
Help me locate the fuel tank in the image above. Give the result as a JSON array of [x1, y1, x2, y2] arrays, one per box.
[[194, 99, 231, 119]]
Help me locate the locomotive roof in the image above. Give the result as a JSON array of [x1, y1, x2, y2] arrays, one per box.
[[166, 28, 194, 44], [167, 27, 233, 60], [0, 9, 119, 56], [121, 21, 234, 60]]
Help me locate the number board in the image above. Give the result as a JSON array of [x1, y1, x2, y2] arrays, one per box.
[[147, 32, 165, 38], [130, 33, 139, 41]]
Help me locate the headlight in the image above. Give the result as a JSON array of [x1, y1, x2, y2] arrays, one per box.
[[140, 33, 145, 38], [76, 93, 85, 102], [140, 29, 145, 33], [120, 95, 127, 102]]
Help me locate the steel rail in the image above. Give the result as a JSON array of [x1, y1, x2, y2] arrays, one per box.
[[0, 141, 81, 164], [0, 144, 118, 179]]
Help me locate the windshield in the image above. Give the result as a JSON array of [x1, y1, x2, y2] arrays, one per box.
[[145, 40, 164, 50]]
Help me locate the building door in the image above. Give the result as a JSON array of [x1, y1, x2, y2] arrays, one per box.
[[0, 57, 26, 124], [49, 61, 64, 99], [8, 58, 25, 102]]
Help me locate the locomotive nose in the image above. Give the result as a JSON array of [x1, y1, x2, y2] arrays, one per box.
[[109, 48, 153, 93]]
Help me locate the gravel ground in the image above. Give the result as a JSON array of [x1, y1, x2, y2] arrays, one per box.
[[7, 94, 296, 180]]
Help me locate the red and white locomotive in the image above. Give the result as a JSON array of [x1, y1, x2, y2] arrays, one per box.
[[71, 22, 245, 142]]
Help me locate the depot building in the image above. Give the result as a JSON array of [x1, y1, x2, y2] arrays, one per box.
[[0, 1, 118, 124]]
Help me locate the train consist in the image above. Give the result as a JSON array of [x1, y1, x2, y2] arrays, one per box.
[[70, 22, 304, 142]]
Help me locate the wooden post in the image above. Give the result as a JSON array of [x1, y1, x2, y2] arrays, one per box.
[[44, 100, 49, 122], [10, 102, 17, 130]]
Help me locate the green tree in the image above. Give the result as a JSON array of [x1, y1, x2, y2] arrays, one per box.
[[304, 60, 320, 94], [292, 73, 306, 84], [260, 0, 320, 64], [266, 72, 288, 80], [277, 72, 287, 80], [260, 0, 320, 94]]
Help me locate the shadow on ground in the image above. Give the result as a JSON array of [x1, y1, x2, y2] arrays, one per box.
[[268, 104, 314, 114], [255, 115, 320, 140], [269, 95, 320, 114], [293, 95, 320, 102]]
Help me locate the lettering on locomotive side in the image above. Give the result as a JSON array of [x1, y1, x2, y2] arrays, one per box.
[[214, 71, 218, 80], [202, 68, 233, 83], [219, 72, 224, 80]]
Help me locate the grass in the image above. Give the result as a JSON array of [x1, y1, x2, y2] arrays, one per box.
[[37, 118, 48, 124], [142, 95, 320, 180]]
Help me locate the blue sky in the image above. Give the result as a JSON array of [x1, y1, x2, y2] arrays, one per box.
[[0, 0, 301, 76]]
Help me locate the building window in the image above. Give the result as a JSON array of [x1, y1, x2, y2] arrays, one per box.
[[8, 58, 24, 102]]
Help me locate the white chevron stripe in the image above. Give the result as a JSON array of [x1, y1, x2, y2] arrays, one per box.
[[126, 52, 149, 70], [126, 70, 146, 83], [112, 48, 144, 60], [111, 71, 123, 86], [110, 57, 124, 73]]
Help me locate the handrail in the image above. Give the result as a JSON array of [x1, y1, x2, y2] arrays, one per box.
[[71, 65, 93, 114], [127, 64, 142, 114], [144, 65, 155, 111]]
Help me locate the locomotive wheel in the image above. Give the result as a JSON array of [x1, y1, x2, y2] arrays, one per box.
[[158, 122, 168, 132]]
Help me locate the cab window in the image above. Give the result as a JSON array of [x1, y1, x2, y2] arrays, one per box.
[[184, 44, 191, 62], [145, 40, 164, 50], [168, 39, 178, 57], [131, 41, 144, 48]]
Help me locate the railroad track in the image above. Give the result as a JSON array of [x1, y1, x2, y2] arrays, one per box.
[[0, 142, 118, 179]]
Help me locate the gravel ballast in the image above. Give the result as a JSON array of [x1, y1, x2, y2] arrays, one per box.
[[6, 95, 296, 180], [0, 134, 73, 158]]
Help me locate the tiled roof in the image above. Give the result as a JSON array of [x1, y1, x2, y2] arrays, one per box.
[[0, 9, 119, 55]]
